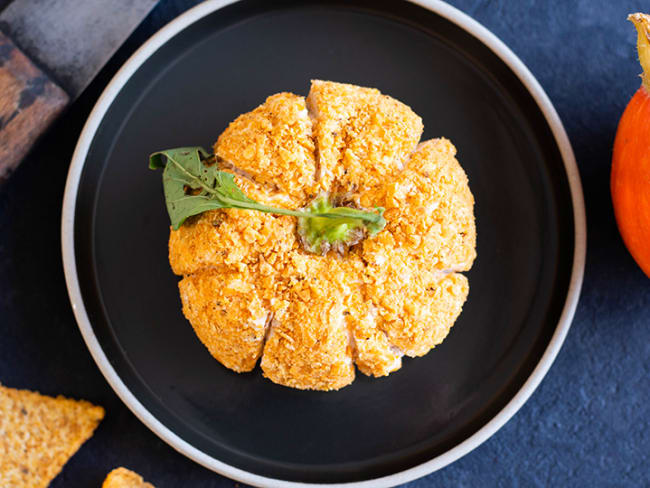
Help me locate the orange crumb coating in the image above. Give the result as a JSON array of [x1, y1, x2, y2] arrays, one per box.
[[261, 256, 357, 390], [179, 268, 269, 372], [169, 207, 297, 276], [261, 252, 404, 384], [368, 138, 477, 271], [346, 295, 403, 377], [167, 80, 476, 390], [371, 265, 468, 357], [307, 80, 423, 193], [358, 238, 468, 356], [216, 92, 317, 203]]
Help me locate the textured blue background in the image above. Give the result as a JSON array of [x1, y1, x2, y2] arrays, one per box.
[[0, 0, 648, 486]]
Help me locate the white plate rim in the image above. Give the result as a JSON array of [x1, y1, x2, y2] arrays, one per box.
[[61, 1, 587, 486]]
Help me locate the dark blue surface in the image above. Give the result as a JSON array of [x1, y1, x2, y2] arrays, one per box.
[[0, 0, 648, 486]]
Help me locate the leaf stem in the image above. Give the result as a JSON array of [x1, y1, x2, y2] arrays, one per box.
[[168, 154, 382, 222], [216, 194, 382, 223], [630, 13, 650, 91]]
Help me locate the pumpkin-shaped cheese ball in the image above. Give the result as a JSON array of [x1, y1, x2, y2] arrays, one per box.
[[168, 80, 476, 390]]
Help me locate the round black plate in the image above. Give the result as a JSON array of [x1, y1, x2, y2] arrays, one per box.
[[66, 0, 582, 484]]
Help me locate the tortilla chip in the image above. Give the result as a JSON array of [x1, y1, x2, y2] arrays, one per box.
[[102, 467, 155, 488], [0, 384, 104, 488]]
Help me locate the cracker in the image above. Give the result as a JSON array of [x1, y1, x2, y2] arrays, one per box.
[[0, 384, 104, 488], [102, 467, 155, 488]]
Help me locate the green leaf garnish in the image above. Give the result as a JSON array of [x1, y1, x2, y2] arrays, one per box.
[[150, 146, 386, 252]]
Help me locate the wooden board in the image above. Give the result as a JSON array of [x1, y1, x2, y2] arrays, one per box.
[[0, 30, 69, 180]]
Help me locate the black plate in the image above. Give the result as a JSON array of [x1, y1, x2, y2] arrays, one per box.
[[67, 0, 580, 484]]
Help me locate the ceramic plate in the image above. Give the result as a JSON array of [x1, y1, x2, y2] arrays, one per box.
[[62, 1, 586, 486]]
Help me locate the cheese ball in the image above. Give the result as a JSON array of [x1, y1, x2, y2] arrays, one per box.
[[168, 80, 476, 390]]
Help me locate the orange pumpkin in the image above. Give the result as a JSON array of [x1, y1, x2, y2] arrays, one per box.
[[612, 13, 650, 278]]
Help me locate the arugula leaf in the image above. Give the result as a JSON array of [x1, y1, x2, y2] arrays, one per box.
[[150, 147, 386, 251], [149, 147, 228, 229]]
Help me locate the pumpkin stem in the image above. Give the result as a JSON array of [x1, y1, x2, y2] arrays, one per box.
[[629, 13, 650, 91]]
